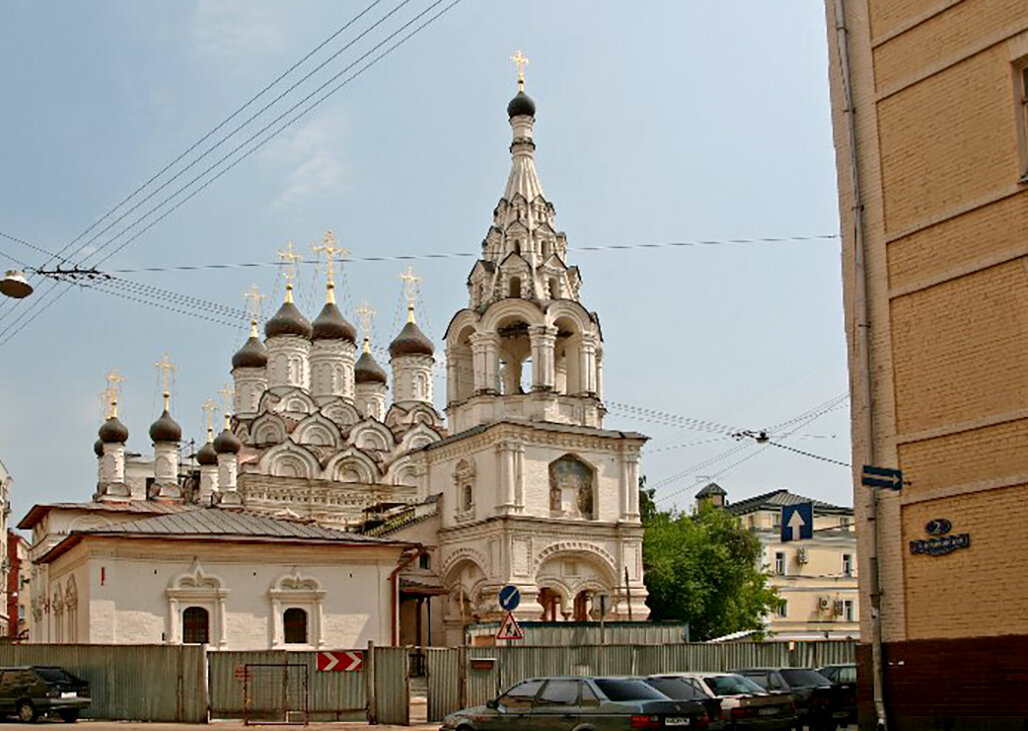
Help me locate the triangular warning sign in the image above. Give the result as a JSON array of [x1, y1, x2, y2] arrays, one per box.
[[496, 611, 525, 640]]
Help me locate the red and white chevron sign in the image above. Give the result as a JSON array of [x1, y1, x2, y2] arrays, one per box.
[[317, 650, 364, 672]]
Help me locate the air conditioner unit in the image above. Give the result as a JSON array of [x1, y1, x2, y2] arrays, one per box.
[[796, 548, 809, 565], [818, 597, 831, 612]]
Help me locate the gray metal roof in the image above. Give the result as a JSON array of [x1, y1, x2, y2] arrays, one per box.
[[725, 489, 852, 517], [695, 482, 727, 498], [18, 500, 194, 529], [87, 508, 398, 543]]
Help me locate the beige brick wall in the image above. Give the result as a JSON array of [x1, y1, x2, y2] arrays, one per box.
[[902, 485, 1028, 639], [878, 46, 1019, 235], [890, 258, 1028, 435], [868, 0, 956, 42]]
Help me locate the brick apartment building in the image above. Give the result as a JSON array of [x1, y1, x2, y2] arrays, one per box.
[[824, 1, 1028, 727]]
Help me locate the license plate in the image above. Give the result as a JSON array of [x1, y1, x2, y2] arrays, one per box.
[[60, 692, 77, 699], [758, 707, 779, 716], [664, 718, 690, 726]]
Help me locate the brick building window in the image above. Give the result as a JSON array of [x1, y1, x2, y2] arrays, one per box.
[[774, 551, 786, 576], [842, 599, 854, 622], [842, 553, 853, 576], [776, 600, 787, 618], [1016, 58, 1028, 180]]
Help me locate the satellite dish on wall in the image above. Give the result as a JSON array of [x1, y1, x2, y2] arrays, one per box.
[[0, 270, 32, 299]]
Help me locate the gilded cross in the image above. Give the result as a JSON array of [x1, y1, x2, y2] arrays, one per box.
[[277, 241, 302, 288], [242, 284, 266, 321], [201, 398, 218, 436], [312, 229, 350, 288], [217, 384, 235, 427], [104, 368, 125, 417], [399, 265, 422, 323], [510, 50, 530, 89], [355, 301, 376, 352], [153, 353, 176, 409]]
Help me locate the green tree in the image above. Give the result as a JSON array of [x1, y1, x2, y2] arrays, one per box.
[[641, 482, 780, 640]]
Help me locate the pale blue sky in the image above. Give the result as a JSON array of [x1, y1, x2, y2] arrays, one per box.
[[0, 1, 848, 524]]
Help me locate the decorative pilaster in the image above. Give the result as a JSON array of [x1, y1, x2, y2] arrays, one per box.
[[529, 325, 557, 391]]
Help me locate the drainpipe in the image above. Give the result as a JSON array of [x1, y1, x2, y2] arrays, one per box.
[[390, 545, 427, 646], [832, 1, 887, 728]]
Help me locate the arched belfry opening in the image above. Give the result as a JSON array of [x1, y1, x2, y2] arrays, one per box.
[[553, 316, 583, 395], [497, 316, 532, 395]]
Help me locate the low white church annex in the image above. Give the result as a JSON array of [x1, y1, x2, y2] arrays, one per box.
[[21, 66, 650, 649]]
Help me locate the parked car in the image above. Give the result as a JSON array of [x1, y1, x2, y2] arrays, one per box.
[[815, 665, 856, 725], [645, 673, 797, 730], [731, 668, 838, 731], [0, 665, 90, 722], [440, 676, 712, 731]]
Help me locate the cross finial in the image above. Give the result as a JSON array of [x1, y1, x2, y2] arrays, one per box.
[[277, 241, 302, 302], [312, 230, 350, 304], [399, 265, 422, 323], [510, 50, 530, 90], [242, 284, 265, 336], [355, 301, 376, 353], [104, 368, 125, 417], [217, 384, 235, 429], [153, 353, 176, 410], [201, 398, 218, 438]]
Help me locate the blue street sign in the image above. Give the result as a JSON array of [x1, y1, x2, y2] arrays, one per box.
[[781, 503, 813, 543], [861, 464, 903, 490], [499, 585, 521, 612]]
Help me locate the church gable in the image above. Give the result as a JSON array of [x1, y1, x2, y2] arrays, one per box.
[[291, 413, 342, 449]]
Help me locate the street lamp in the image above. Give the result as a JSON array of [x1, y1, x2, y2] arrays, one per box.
[[0, 270, 33, 299]]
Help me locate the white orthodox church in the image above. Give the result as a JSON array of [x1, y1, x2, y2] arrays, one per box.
[[20, 72, 650, 649]]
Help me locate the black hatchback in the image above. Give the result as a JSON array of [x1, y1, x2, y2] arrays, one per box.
[[0, 666, 90, 722]]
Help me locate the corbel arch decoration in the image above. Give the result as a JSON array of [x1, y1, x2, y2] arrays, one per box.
[[250, 412, 288, 447], [320, 400, 361, 430], [440, 546, 489, 581], [531, 541, 618, 582], [385, 455, 419, 488], [324, 448, 378, 484], [347, 420, 395, 453], [397, 423, 442, 454], [166, 560, 229, 647], [291, 413, 342, 449], [258, 442, 322, 480], [269, 568, 325, 649]]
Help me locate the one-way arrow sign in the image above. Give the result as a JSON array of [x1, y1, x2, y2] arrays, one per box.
[[781, 503, 813, 542], [317, 650, 364, 672], [861, 465, 903, 490]]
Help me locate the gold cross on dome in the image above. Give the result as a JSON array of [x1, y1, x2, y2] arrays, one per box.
[[242, 284, 265, 321], [355, 301, 376, 352], [399, 265, 421, 307], [104, 368, 125, 416], [510, 50, 530, 89], [277, 241, 302, 287], [312, 229, 350, 286], [217, 383, 235, 427], [153, 353, 176, 409], [201, 398, 218, 435]]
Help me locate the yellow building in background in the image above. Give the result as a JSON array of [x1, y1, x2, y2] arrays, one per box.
[[824, 1, 1028, 726], [697, 484, 859, 641]]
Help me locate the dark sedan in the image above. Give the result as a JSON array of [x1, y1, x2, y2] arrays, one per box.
[[816, 665, 856, 726], [645, 673, 796, 730], [731, 669, 838, 731], [440, 676, 712, 731]]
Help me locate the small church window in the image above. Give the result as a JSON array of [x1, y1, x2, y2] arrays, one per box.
[[549, 277, 559, 299], [419, 553, 431, 570], [462, 484, 473, 512], [514, 239, 521, 254], [283, 607, 308, 644], [183, 606, 210, 644], [510, 277, 522, 298]]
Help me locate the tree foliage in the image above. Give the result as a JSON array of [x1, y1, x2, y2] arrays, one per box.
[[640, 481, 780, 641]]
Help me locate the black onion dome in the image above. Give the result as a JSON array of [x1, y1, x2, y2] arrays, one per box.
[[196, 439, 218, 466], [98, 416, 129, 444], [389, 321, 435, 358], [94, 439, 104, 457], [312, 302, 357, 342], [507, 90, 536, 118], [149, 409, 182, 443], [355, 350, 388, 384], [213, 428, 242, 454], [232, 336, 268, 369], [265, 301, 312, 339]]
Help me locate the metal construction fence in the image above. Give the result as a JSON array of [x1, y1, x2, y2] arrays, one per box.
[[0, 643, 207, 722], [464, 621, 690, 646]]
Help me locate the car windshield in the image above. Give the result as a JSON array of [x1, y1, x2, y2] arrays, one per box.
[[595, 679, 668, 701], [35, 668, 77, 683], [781, 669, 831, 688], [703, 675, 766, 696]]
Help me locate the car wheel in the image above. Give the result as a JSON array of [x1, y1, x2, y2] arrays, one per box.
[[17, 701, 37, 723], [58, 710, 79, 723]]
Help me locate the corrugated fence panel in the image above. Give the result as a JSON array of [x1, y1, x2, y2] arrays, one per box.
[[426, 648, 461, 722], [0, 644, 206, 722], [374, 646, 410, 725], [466, 622, 688, 647], [208, 650, 366, 721]]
